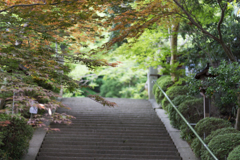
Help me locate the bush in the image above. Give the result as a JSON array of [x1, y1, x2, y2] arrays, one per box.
[[166, 85, 189, 100], [227, 145, 240, 160], [161, 98, 169, 110], [191, 137, 202, 158], [162, 85, 189, 110], [153, 76, 173, 104], [204, 127, 239, 144], [201, 133, 240, 160], [179, 123, 196, 143], [194, 117, 232, 138], [176, 98, 203, 142], [174, 98, 203, 130], [0, 114, 34, 160], [191, 117, 232, 158], [192, 127, 239, 158], [167, 95, 194, 128]]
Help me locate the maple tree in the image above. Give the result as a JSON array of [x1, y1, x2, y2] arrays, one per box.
[[100, 0, 239, 79], [99, 0, 184, 81], [0, 0, 118, 127]]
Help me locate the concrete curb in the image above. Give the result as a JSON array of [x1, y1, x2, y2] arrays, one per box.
[[22, 98, 62, 160], [149, 99, 199, 160], [22, 121, 50, 160]]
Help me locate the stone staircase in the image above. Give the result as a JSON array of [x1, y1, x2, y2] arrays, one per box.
[[36, 98, 182, 160]]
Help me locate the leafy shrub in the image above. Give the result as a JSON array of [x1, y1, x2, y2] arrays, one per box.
[[191, 137, 202, 158], [204, 127, 239, 144], [166, 85, 189, 100], [179, 123, 196, 143], [174, 98, 203, 130], [191, 117, 232, 158], [162, 85, 189, 110], [161, 98, 169, 110], [167, 95, 194, 128], [192, 127, 239, 157], [201, 133, 240, 160], [227, 145, 240, 160], [176, 98, 203, 142], [0, 114, 34, 160], [194, 117, 232, 138], [153, 76, 173, 104]]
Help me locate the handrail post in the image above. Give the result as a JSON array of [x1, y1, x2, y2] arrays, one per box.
[[147, 67, 159, 99]]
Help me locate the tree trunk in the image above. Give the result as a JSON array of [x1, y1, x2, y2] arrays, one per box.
[[170, 23, 179, 82], [220, 42, 237, 62]]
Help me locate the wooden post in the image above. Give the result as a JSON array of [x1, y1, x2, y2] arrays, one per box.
[[235, 109, 240, 130], [203, 96, 210, 118], [235, 94, 240, 130], [0, 99, 4, 109], [195, 63, 217, 119]]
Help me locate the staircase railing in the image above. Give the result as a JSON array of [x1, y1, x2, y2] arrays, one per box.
[[152, 80, 218, 160]]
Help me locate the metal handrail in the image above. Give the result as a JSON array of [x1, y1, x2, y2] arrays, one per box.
[[152, 80, 218, 160]]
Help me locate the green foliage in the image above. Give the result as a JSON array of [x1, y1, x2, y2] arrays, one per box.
[[100, 77, 147, 99], [63, 88, 84, 98], [207, 61, 240, 109], [179, 123, 196, 143], [191, 117, 232, 158], [0, 114, 34, 160], [67, 58, 148, 99], [100, 79, 122, 98], [97, 59, 148, 99], [201, 133, 240, 160], [111, 26, 172, 70], [177, 98, 203, 141], [120, 83, 148, 99], [228, 145, 240, 160], [191, 137, 202, 158], [173, 98, 203, 130], [153, 76, 174, 104], [204, 127, 239, 144], [162, 85, 189, 110], [192, 127, 239, 157], [167, 95, 194, 128], [195, 117, 232, 138], [187, 55, 240, 116]]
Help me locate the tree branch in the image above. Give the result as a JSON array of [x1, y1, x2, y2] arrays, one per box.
[[217, 0, 228, 41], [0, 1, 73, 13], [172, 0, 221, 43]]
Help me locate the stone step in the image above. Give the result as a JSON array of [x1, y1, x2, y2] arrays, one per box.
[[43, 137, 173, 143], [39, 146, 177, 152], [46, 127, 166, 131], [37, 152, 181, 159], [39, 149, 178, 155], [67, 120, 161, 123], [45, 133, 169, 139], [37, 156, 181, 160], [51, 124, 163, 127], [42, 139, 174, 145], [46, 132, 166, 136], [41, 142, 174, 148]]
